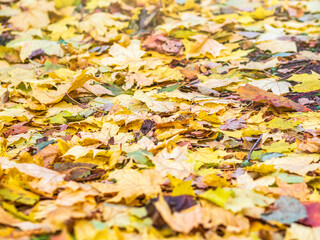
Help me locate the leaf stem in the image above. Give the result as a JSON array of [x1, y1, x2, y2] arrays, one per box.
[[241, 134, 263, 167]]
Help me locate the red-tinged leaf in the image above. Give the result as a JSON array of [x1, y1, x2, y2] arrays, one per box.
[[142, 34, 184, 56], [300, 202, 320, 227], [3, 122, 29, 137], [236, 84, 311, 112]]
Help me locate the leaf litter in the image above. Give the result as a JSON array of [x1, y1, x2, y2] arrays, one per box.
[[0, 0, 320, 239]]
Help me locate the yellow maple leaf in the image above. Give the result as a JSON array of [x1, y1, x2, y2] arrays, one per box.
[[9, 0, 55, 31], [92, 169, 164, 204], [262, 139, 297, 153], [289, 71, 320, 92], [266, 117, 301, 130], [256, 40, 297, 54], [185, 35, 226, 59], [32, 70, 95, 105], [100, 40, 147, 72]]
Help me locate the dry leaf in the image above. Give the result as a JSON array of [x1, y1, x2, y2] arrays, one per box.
[[237, 84, 310, 112]]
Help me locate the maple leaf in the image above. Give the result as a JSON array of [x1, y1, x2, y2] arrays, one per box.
[[9, 0, 55, 31], [185, 35, 226, 59], [141, 34, 184, 56], [32, 70, 95, 104], [154, 195, 203, 234], [79, 12, 128, 37], [239, 58, 279, 70], [150, 146, 194, 179], [100, 40, 148, 72], [288, 71, 320, 92], [0, 157, 64, 194], [197, 77, 241, 89], [8, 40, 63, 62], [261, 153, 320, 176], [92, 169, 164, 204], [237, 84, 311, 112], [256, 40, 297, 54], [248, 78, 292, 95], [261, 196, 307, 224]]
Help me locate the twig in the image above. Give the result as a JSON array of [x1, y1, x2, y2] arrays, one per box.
[[290, 89, 320, 100], [65, 93, 108, 116], [292, 65, 305, 75], [246, 134, 263, 162], [65, 93, 88, 109], [241, 134, 263, 167]]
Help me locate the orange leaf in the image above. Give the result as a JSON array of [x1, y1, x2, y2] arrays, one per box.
[[236, 84, 310, 112]]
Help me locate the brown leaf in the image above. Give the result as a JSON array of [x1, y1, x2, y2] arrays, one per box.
[[64, 167, 106, 181], [54, 162, 97, 172], [236, 84, 310, 112], [3, 122, 29, 138], [142, 34, 184, 56], [36, 145, 60, 168], [140, 119, 155, 135], [298, 137, 320, 153], [220, 118, 246, 130]]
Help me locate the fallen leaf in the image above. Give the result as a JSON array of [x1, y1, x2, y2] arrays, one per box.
[[261, 196, 307, 224], [199, 188, 231, 207], [220, 118, 246, 130], [8, 40, 63, 61], [100, 40, 147, 72], [32, 70, 95, 105], [92, 169, 164, 204], [288, 71, 320, 92], [154, 195, 203, 233], [0, 157, 65, 194], [237, 84, 310, 112], [285, 223, 320, 240], [298, 137, 320, 153], [300, 202, 320, 227], [186, 34, 226, 58], [257, 40, 297, 54], [262, 153, 320, 176], [258, 178, 310, 201], [142, 34, 184, 56], [248, 78, 292, 95]]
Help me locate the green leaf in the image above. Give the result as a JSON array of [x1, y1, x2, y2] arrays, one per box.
[[2, 201, 35, 221], [49, 110, 72, 124], [159, 82, 181, 93], [105, 84, 125, 96], [199, 188, 231, 207], [36, 139, 57, 151], [261, 196, 307, 224], [126, 149, 153, 166], [0, 184, 39, 205], [130, 207, 148, 218], [30, 235, 50, 240]]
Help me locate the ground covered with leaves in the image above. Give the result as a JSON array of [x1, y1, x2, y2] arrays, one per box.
[[0, 0, 320, 239]]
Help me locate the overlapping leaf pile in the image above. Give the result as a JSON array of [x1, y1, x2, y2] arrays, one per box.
[[0, 0, 320, 239]]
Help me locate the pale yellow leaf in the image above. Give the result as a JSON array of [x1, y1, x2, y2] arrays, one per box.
[[92, 169, 163, 204]]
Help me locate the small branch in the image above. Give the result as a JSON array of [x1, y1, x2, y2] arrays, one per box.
[[241, 134, 263, 167], [246, 134, 263, 162], [65, 93, 88, 109], [65, 93, 108, 115], [290, 89, 320, 100]]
